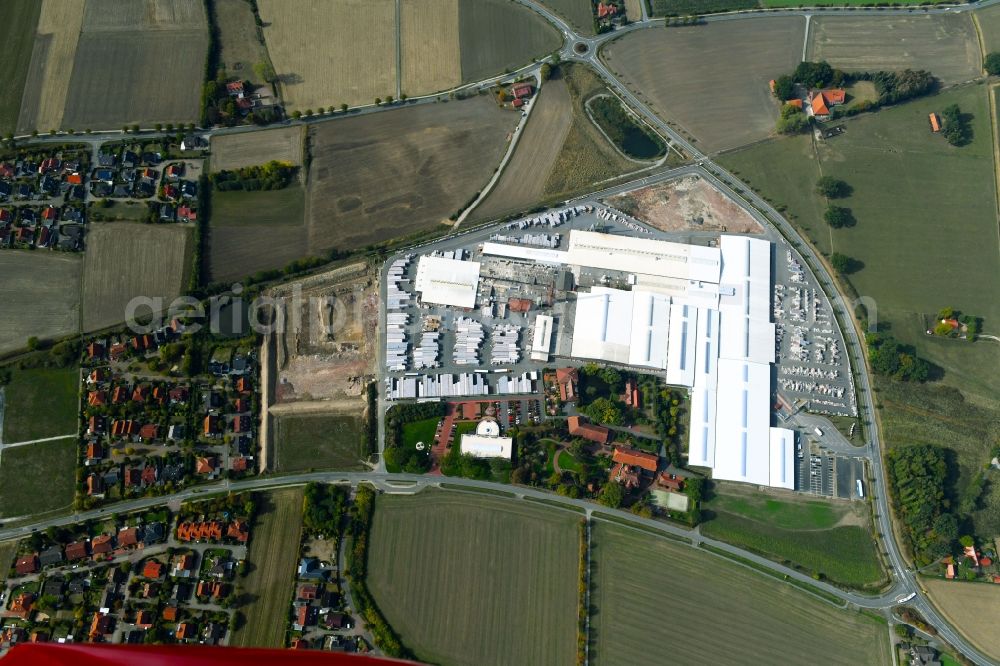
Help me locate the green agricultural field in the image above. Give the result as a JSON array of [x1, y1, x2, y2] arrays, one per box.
[[720, 83, 1000, 547], [0, 438, 77, 519], [231, 488, 304, 648], [211, 184, 306, 227], [2, 367, 79, 443], [701, 486, 886, 589], [719, 85, 1000, 399], [368, 490, 578, 666], [273, 412, 367, 472], [0, 1, 41, 135], [590, 522, 891, 665], [977, 4, 1000, 53]]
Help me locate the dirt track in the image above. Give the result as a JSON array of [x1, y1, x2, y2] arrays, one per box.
[[476, 77, 573, 220]]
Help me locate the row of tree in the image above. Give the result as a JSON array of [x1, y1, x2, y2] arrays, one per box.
[[211, 160, 296, 192], [346, 485, 410, 658]]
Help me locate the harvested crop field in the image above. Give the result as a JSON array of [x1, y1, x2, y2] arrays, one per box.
[[215, 0, 271, 86], [0, 252, 81, 355], [590, 522, 891, 665], [368, 490, 578, 666], [0, 437, 77, 519], [543, 64, 641, 199], [19, 0, 207, 132], [231, 488, 304, 648], [210, 126, 304, 171], [606, 175, 764, 234], [82, 223, 192, 331], [458, 0, 561, 84], [924, 579, 1000, 661], [16, 0, 85, 134], [602, 17, 804, 153], [475, 77, 574, 220], [806, 15, 981, 86], [306, 96, 518, 250], [539, 0, 595, 35], [61, 31, 206, 129], [273, 412, 367, 472], [0, 0, 42, 135], [401, 0, 461, 96], [259, 0, 396, 112]]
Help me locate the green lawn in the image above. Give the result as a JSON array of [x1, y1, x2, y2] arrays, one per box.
[[211, 184, 305, 227], [273, 412, 367, 472], [701, 486, 887, 589], [590, 522, 891, 665], [0, 438, 77, 518], [557, 448, 583, 473], [2, 367, 80, 442], [0, 1, 41, 135], [367, 490, 579, 666], [401, 417, 438, 449]]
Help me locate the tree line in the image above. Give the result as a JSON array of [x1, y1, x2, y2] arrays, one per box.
[[886, 445, 959, 564], [210, 160, 296, 192]]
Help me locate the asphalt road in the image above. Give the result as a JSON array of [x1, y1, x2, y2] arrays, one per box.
[[0, 470, 900, 610]]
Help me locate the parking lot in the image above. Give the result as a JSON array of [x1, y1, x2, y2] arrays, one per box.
[[773, 246, 857, 418]]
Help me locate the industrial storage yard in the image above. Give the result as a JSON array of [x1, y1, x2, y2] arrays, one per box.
[[378, 173, 858, 496]]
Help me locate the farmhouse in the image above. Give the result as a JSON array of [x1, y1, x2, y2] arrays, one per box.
[[568, 415, 610, 444], [610, 447, 659, 489], [808, 89, 846, 119]]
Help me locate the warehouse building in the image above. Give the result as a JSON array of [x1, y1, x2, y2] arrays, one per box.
[[414, 255, 481, 308]]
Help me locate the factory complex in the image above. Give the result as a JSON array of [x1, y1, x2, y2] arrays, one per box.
[[381, 202, 803, 490]]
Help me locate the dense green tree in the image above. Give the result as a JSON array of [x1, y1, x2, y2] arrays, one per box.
[[940, 104, 971, 146], [985, 52, 1000, 76], [793, 61, 834, 88], [829, 252, 856, 274], [815, 176, 850, 199], [598, 481, 624, 508], [824, 205, 855, 229], [773, 74, 794, 101]]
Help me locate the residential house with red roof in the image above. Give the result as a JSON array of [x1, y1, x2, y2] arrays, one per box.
[[15, 555, 39, 576], [567, 415, 610, 444], [90, 535, 113, 556], [142, 560, 164, 579], [555, 367, 579, 402]]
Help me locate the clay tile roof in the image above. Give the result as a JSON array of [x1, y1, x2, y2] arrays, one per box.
[[612, 447, 659, 473], [142, 560, 164, 578], [162, 606, 178, 622]]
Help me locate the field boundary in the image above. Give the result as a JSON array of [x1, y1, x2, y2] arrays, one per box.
[[698, 543, 848, 606]]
